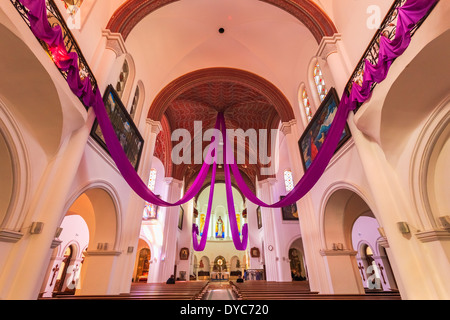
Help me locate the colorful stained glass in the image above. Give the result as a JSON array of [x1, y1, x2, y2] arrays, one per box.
[[284, 170, 294, 192], [143, 168, 157, 220], [302, 89, 312, 123], [314, 62, 328, 102]]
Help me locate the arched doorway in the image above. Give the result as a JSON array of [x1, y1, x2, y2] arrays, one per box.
[[288, 237, 308, 281], [352, 215, 398, 292], [53, 245, 75, 295], [55, 185, 120, 295], [322, 188, 383, 294], [133, 239, 151, 283]]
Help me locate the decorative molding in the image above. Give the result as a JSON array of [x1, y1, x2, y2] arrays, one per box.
[[0, 229, 23, 243], [415, 230, 450, 243], [316, 33, 342, 60], [146, 118, 163, 135], [102, 29, 127, 57], [280, 119, 297, 136]]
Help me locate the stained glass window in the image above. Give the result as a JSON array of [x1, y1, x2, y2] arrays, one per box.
[[314, 62, 328, 102], [143, 168, 157, 220], [302, 89, 313, 123], [116, 60, 129, 98], [130, 86, 140, 120], [284, 170, 294, 192]]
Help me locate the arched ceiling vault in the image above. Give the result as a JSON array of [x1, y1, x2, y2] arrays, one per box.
[[152, 68, 284, 184], [107, 0, 337, 44]]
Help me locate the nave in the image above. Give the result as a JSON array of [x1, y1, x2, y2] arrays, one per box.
[[39, 279, 401, 301], [0, 0, 448, 301]]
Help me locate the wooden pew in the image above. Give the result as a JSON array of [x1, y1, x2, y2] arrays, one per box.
[[230, 281, 401, 300], [42, 281, 209, 300]]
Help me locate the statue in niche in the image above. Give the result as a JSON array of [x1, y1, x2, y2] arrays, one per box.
[[215, 216, 224, 238]]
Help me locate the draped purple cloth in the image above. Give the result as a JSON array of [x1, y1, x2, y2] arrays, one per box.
[[223, 0, 438, 209], [219, 113, 249, 250], [192, 155, 217, 251], [17, 0, 438, 251]]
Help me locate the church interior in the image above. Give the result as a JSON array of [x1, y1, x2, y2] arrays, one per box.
[[0, 0, 449, 301]]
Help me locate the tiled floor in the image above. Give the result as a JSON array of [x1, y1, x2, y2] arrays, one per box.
[[205, 282, 235, 300]]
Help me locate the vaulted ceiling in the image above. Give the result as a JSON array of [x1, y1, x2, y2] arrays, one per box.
[[109, 0, 337, 186], [107, 0, 337, 43]]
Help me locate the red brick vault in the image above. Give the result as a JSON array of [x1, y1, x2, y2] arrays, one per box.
[[151, 68, 290, 185]]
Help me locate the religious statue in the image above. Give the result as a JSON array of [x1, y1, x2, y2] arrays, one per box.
[[215, 216, 224, 238]]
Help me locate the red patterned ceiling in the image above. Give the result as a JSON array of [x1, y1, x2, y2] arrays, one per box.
[[152, 69, 284, 184]]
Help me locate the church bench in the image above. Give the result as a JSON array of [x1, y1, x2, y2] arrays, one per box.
[[230, 281, 401, 300], [42, 281, 210, 300]]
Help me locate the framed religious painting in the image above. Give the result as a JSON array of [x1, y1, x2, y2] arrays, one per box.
[[178, 206, 184, 230], [280, 196, 299, 221], [250, 247, 260, 258], [90, 85, 144, 171], [180, 248, 189, 260], [298, 87, 351, 172]]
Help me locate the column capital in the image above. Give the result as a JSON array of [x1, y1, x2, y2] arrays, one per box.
[[164, 177, 183, 187], [316, 33, 342, 60], [259, 177, 277, 187], [280, 119, 297, 136], [146, 118, 163, 135], [102, 29, 127, 58]]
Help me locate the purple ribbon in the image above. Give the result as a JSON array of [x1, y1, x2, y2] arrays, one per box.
[[219, 113, 249, 251], [17, 0, 437, 251], [221, 0, 438, 209]]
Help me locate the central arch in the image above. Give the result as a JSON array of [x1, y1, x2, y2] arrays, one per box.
[[148, 67, 295, 122]]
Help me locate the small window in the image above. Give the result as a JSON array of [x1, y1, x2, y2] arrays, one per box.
[[302, 89, 312, 123], [116, 60, 129, 98], [313, 62, 328, 102], [284, 169, 294, 192], [130, 86, 140, 120], [143, 168, 157, 220]]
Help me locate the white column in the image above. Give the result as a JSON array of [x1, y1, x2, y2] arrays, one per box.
[[0, 110, 96, 299], [347, 112, 438, 299], [138, 119, 162, 180], [258, 178, 280, 281], [115, 118, 162, 292], [279, 120, 332, 293], [93, 30, 127, 94], [158, 178, 183, 282], [77, 250, 121, 295]]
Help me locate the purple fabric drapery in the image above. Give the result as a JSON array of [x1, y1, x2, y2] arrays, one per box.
[[222, 0, 438, 209], [219, 113, 249, 251], [16, 0, 437, 251], [192, 153, 217, 251], [19, 0, 220, 208]]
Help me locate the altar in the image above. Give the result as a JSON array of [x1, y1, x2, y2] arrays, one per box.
[[210, 272, 230, 281]]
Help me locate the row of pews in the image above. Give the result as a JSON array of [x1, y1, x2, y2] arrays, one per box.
[[40, 281, 209, 300], [230, 280, 402, 300]]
